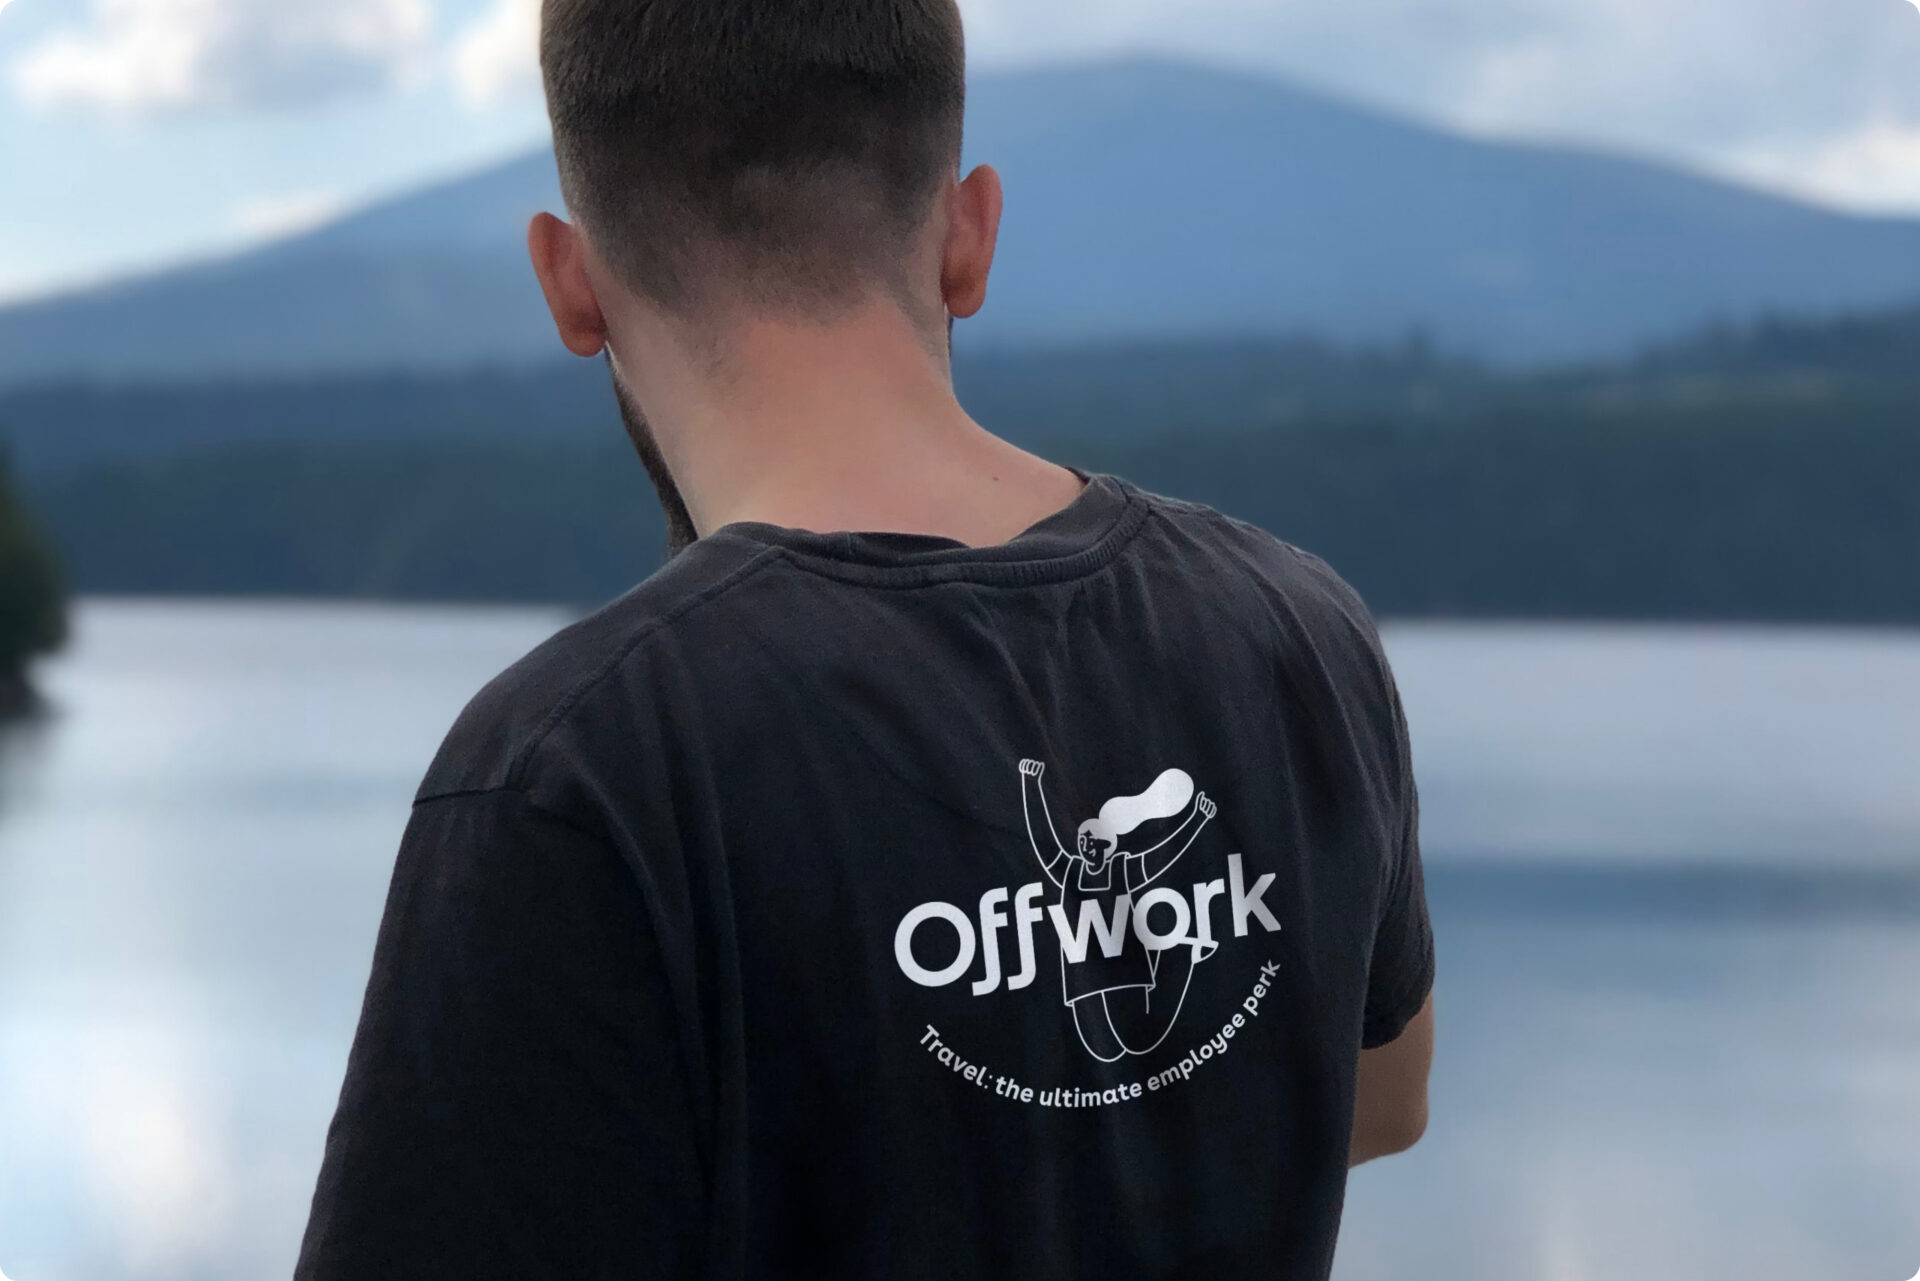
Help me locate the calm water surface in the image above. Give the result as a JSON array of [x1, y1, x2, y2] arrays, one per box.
[[1, 600, 1916, 1280]]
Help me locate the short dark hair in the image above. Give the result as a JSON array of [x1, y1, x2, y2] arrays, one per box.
[[540, 0, 967, 317]]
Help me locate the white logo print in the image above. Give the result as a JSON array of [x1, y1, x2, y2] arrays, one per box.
[[1022, 759, 1219, 1061], [893, 758, 1282, 1064]]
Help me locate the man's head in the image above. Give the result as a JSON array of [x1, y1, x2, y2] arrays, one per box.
[[529, 0, 1000, 556], [534, 0, 983, 340]]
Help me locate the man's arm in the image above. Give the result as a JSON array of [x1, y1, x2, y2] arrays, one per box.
[[1346, 596, 1435, 1169], [295, 789, 702, 1281], [1349, 993, 1433, 1166]]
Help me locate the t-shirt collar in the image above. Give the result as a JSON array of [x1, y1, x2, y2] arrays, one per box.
[[706, 470, 1146, 588]]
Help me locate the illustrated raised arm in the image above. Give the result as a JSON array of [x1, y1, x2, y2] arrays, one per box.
[[1019, 759, 1072, 888], [1130, 792, 1217, 887]]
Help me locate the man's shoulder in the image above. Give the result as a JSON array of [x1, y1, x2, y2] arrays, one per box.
[[414, 537, 777, 803], [1129, 483, 1382, 640], [1131, 483, 1409, 789]]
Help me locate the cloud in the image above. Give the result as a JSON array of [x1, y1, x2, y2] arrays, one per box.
[[451, 0, 539, 107], [1730, 120, 1920, 213], [956, 0, 1920, 213], [9, 0, 433, 114], [424, 0, 1920, 211], [441, 0, 1920, 208], [231, 190, 348, 240]]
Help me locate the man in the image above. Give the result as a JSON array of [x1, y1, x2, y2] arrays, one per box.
[[295, 1, 1434, 1277]]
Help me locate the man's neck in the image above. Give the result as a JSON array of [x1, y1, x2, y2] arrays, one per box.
[[622, 301, 1085, 548]]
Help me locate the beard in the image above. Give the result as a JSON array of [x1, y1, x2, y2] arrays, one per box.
[[606, 353, 699, 561], [606, 312, 953, 562]]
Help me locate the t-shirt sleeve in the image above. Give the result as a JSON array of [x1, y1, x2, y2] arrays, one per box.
[[295, 788, 704, 1281], [1361, 660, 1435, 1050]]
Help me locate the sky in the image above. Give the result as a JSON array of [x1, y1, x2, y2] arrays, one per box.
[[3, 0, 1920, 303]]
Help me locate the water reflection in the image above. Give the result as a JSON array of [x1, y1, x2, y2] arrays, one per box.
[[0, 601, 1915, 1279], [0, 601, 568, 1280]]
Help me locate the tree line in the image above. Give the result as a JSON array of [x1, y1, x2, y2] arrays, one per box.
[[6, 303, 1919, 624]]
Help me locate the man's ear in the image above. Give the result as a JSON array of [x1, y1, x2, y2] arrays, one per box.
[[940, 164, 1003, 321], [528, 212, 609, 358]]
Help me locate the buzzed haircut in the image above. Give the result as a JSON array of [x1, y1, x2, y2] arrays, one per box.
[[540, 0, 967, 318]]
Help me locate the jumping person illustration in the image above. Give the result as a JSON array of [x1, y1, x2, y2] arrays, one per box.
[[1019, 758, 1218, 1062]]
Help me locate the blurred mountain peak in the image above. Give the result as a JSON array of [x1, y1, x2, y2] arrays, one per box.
[[4, 57, 1920, 386]]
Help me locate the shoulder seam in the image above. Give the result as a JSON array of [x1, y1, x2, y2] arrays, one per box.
[[503, 545, 785, 790], [410, 784, 615, 845], [1146, 498, 1287, 561], [1183, 500, 1293, 551]]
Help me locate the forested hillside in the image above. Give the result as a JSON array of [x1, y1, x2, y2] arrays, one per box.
[[25, 394, 1913, 623], [0, 463, 68, 706], [7, 304, 1917, 623]]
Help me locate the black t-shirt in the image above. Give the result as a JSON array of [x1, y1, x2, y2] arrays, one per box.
[[296, 474, 1433, 1281]]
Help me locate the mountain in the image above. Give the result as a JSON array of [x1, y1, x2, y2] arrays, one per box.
[[7, 59, 1920, 384], [0, 155, 566, 389]]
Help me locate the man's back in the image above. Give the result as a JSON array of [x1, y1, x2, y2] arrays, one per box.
[[297, 474, 1432, 1280]]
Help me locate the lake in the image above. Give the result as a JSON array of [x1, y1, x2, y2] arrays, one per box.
[[1, 600, 1916, 1280]]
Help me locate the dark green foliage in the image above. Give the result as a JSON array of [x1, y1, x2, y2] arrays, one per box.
[[0, 365, 622, 477], [12, 303, 1920, 622], [31, 443, 662, 605], [1627, 304, 1920, 385], [0, 451, 68, 683], [1067, 398, 1920, 624], [4, 302, 1915, 477], [25, 391, 1920, 624]]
